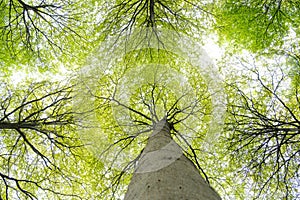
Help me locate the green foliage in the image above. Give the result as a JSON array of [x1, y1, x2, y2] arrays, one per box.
[[75, 45, 216, 198], [96, 0, 214, 42], [214, 0, 300, 52], [0, 80, 104, 199], [0, 0, 98, 73], [1, 0, 300, 199], [219, 53, 300, 199]]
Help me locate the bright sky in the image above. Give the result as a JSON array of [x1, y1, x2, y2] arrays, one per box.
[[203, 36, 224, 61]]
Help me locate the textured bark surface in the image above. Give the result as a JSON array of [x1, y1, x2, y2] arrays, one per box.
[[124, 119, 221, 200]]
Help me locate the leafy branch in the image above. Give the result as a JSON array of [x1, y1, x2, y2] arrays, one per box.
[[0, 0, 83, 56], [0, 81, 92, 199], [225, 68, 300, 199]]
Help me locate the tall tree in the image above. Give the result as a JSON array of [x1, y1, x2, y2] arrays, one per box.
[[221, 52, 300, 199], [124, 118, 221, 199], [1, 0, 299, 199], [76, 27, 227, 198], [0, 80, 102, 199]]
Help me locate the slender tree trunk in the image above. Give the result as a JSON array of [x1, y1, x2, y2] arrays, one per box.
[[124, 119, 221, 200]]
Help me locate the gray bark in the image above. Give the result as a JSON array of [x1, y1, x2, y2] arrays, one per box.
[[124, 119, 221, 200]]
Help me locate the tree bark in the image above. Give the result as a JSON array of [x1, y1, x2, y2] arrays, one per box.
[[0, 122, 37, 130], [124, 119, 221, 200]]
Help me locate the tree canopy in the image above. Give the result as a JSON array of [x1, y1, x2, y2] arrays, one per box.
[[0, 0, 299, 199], [214, 0, 300, 52]]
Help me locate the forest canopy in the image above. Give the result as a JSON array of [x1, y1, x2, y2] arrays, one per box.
[[0, 0, 299, 199]]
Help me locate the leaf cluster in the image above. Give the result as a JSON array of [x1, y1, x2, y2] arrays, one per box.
[[214, 0, 300, 52]]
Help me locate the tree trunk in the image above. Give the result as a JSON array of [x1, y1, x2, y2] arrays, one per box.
[[124, 119, 222, 200]]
